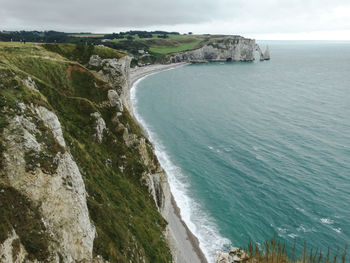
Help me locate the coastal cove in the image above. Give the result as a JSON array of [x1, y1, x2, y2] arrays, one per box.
[[0, 36, 271, 263], [131, 41, 350, 262], [2, 0, 350, 261], [1, 38, 349, 263]]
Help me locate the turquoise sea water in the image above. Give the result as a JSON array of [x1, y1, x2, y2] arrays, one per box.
[[131, 41, 350, 262]]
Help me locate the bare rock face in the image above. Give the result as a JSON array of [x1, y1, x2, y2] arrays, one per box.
[[88, 54, 103, 67], [23, 76, 38, 91], [35, 106, 66, 148], [88, 55, 132, 112], [91, 112, 107, 143], [108, 89, 123, 111], [170, 36, 266, 63], [1, 105, 96, 262]]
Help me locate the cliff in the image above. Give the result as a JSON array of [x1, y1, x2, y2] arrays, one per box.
[[0, 43, 172, 262], [169, 36, 269, 63]]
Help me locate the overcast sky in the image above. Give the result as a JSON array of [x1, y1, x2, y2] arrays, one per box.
[[1, 0, 350, 40]]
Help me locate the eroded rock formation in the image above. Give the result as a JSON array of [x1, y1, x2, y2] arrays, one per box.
[[170, 36, 269, 63], [89, 55, 132, 112]]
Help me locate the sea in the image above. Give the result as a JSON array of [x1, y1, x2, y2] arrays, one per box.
[[131, 41, 350, 262]]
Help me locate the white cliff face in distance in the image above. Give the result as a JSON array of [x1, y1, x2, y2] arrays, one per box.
[[170, 36, 270, 63]]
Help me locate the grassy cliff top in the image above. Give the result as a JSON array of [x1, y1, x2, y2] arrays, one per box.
[[104, 34, 245, 55]]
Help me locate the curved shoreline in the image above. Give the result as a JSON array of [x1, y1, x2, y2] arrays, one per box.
[[128, 63, 208, 263]]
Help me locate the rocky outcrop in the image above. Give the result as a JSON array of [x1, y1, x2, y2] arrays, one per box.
[[91, 112, 107, 143], [23, 76, 38, 91], [1, 105, 96, 262], [255, 44, 270, 61], [215, 247, 249, 263], [263, 45, 270, 60], [35, 106, 66, 148], [88, 55, 132, 112], [108, 89, 123, 111], [170, 36, 269, 63]]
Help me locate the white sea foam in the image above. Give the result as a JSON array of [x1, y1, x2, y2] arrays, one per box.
[[331, 227, 342, 233], [277, 227, 287, 234], [319, 218, 341, 234], [288, 233, 298, 239], [296, 225, 306, 232], [131, 74, 230, 262], [296, 224, 315, 233], [320, 218, 334, 225], [295, 207, 307, 215]]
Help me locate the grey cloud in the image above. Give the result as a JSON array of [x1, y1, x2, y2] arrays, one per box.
[[1, 0, 350, 34], [1, 0, 217, 31]]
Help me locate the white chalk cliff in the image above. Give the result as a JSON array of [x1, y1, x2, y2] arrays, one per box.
[[170, 36, 270, 63], [1, 103, 96, 262]]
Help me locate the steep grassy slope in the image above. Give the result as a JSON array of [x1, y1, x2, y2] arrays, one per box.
[[0, 42, 171, 262], [42, 43, 125, 64]]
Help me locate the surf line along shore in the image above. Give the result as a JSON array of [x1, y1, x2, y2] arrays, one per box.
[[128, 63, 209, 263]]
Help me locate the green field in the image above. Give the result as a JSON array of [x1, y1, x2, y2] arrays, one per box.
[[149, 39, 202, 54], [109, 34, 207, 55]]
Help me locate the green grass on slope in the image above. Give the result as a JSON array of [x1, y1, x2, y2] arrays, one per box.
[[0, 42, 171, 263], [42, 43, 124, 64]]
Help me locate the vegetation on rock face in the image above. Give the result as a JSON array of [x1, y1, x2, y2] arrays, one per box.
[[0, 42, 172, 262], [0, 185, 51, 261]]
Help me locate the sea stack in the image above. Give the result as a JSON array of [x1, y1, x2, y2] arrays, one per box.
[[263, 45, 270, 60]]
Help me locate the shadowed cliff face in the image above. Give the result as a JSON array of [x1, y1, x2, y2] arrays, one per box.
[[0, 43, 172, 263], [170, 37, 269, 62]]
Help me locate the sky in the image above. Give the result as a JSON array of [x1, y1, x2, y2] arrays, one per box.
[[1, 0, 350, 40]]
